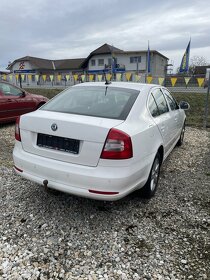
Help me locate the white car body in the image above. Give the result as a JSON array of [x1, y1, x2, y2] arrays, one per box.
[[13, 82, 186, 201]]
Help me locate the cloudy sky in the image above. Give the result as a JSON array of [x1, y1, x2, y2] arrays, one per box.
[[1, 0, 210, 72]]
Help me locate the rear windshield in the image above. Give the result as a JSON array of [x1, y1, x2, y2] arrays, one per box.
[[41, 86, 139, 120]]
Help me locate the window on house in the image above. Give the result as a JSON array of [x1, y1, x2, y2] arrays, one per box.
[[98, 59, 104, 66], [91, 59, 95, 66], [130, 56, 141, 63]]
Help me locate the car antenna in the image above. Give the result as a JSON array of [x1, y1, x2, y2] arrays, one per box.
[[103, 71, 111, 96], [104, 70, 111, 85]]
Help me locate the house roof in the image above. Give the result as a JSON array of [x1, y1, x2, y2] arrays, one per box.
[[7, 56, 85, 71], [7, 56, 54, 70], [81, 43, 124, 68], [90, 43, 124, 55], [54, 58, 85, 70]]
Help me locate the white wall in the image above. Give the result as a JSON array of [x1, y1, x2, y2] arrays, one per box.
[[87, 52, 167, 76], [88, 54, 112, 71], [11, 61, 35, 72]]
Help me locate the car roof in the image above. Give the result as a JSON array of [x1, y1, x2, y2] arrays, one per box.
[[74, 82, 159, 91]]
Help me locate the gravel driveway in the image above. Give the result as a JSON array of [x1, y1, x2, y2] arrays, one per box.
[[0, 124, 209, 280]]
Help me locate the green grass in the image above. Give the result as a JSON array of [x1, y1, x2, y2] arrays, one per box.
[[25, 88, 210, 128], [25, 88, 63, 99], [172, 93, 210, 127]]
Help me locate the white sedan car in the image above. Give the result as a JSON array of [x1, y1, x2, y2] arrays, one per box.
[[13, 82, 189, 201]]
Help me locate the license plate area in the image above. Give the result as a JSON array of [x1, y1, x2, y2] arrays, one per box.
[[37, 133, 80, 154]]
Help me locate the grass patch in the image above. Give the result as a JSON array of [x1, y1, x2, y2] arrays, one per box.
[[172, 92, 210, 127], [24, 88, 63, 99], [25, 88, 210, 128]]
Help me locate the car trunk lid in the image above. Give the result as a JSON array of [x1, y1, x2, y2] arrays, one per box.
[[20, 111, 124, 167]]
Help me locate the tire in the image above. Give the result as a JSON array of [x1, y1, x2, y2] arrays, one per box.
[[177, 122, 185, 146], [141, 153, 161, 198]]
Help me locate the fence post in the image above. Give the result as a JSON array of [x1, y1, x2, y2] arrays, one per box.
[[203, 71, 210, 129]]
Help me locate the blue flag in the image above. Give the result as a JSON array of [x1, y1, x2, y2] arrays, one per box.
[[179, 40, 191, 73], [147, 42, 151, 73]]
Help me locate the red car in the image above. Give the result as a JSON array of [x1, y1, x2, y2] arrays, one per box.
[[0, 81, 48, 124]]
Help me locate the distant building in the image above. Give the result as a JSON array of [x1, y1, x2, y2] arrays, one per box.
[[82, 44, 168, 77], [194, 65, 210, 75], [7, 56, 85, 85], [7, 43, 168, 86]]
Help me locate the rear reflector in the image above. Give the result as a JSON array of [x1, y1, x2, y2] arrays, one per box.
[[100, 128, 133, 160], [14, 166, 23, 173], [15, 116, 21, 142], [89, 189, 119, 195]]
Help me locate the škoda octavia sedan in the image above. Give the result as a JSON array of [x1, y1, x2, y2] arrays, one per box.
[[13, 82, 189, 200]]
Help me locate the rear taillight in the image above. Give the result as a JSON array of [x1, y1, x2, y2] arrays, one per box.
[[15, 116, 21, 142], [100, 128, 133, 160]]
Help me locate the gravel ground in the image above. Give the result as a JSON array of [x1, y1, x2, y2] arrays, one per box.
[[0, 124, 209, 280]]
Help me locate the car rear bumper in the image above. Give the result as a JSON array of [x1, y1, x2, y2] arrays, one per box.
[[13, 142, 153, 201]]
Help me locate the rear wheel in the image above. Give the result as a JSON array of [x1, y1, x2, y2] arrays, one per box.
[[141, 153, 161, 198], [177, 122, 185, 146]]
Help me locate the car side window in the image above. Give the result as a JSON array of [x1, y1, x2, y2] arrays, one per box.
[[162, 88, 179, 110], [0, 83, 23, 96], [152, 88, 169, 115], [148, 94, 159, 117]]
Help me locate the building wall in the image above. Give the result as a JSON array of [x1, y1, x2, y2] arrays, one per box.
[[88, 54, 112, 72], [12, 61, 37, 72], [151, 53, 168, 76], [116, 52, 147, 72], [87, 52, 167, 76]]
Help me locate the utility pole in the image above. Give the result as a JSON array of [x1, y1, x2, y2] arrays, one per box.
[[203, 70, 210, 128]]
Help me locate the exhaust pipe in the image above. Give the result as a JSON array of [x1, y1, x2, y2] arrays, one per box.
[[43, 179, 48, 191]]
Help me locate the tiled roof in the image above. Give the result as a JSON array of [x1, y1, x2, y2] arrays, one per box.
[[81, 43, 124, 68], [90, 43, 124, 55], [7, 56, 85, 70], [54, 58, 85, 70]]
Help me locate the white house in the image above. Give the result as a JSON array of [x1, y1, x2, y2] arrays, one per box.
[[82, 44, 168, 77]]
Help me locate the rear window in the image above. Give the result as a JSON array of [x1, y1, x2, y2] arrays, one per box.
[[41, 86, 139, 120]]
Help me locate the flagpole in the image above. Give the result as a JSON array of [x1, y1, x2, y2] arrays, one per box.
[[146, 40, 150, 83]]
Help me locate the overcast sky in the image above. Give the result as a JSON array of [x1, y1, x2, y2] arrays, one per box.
[[1, 0, 210, 72]]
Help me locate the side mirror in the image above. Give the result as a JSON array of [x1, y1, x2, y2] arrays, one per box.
[[179, 101, 190, 110], [20, 91, 26, 98]]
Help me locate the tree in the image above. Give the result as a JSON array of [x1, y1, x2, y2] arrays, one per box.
[[189, 55, 208, 74]]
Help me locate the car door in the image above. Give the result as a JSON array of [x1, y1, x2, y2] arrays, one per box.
[[161, 88, 182, 142], [148, 88, 173, 156], [0, 83, 35, 120], [0, 83, 21, 121]]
